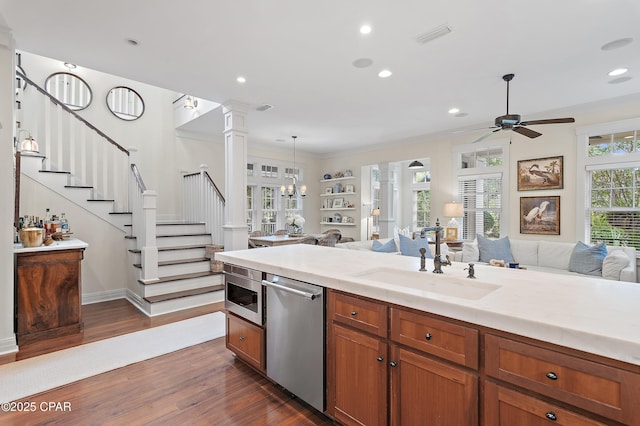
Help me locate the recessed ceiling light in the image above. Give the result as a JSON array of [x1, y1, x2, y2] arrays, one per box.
[[126, 38, 139, 46], [360, 25, 372, 35], [352, 58, 373, 68], [378, 69, 392, 78], [601, 38, 633, 51], [608, 68, 628, 77], [237, 76, 246, 83], [448, 108, 460, 114], [63, 62, 76, 69]]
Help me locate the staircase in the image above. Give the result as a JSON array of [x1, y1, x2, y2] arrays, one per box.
[[127, 222, 224, 316], [16, 70, 226, 317]]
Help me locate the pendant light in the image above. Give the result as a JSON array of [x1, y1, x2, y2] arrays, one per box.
[[281, 136, 307, 198]]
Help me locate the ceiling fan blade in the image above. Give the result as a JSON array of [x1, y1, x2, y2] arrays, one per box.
[[513, 126, 542, 138], [471, 128, 501, 143], [520, 117, 575, 126]]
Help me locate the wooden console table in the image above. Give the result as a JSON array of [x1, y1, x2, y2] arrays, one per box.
[[14, 239, 88, 344]]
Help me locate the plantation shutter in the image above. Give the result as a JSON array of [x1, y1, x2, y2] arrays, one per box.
[[458, 173, 502, 240]]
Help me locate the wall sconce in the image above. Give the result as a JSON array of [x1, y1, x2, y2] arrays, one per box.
[[17, 130, 39, 153], [408, 160, 424, 169], [183, 96, 198, 110]]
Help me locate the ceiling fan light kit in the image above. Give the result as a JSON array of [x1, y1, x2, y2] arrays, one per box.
[[470, 73, 575, 143]]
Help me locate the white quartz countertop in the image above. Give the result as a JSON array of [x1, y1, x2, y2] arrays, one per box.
[[217, 244, 640, 367], [13, 238, 89, 253]]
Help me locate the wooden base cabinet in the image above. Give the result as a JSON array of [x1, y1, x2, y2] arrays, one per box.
[[226, 312, 265, 372], [15, 248, 84, 344], [331, 323, 387, 426], [327, 290, 478, 425], [484, 381, 608, 426], [390, 345, 477, 425]]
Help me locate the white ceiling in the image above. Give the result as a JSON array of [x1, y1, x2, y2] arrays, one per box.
[[2, 0, 640, 155]]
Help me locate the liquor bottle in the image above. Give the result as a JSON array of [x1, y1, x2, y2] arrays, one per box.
[[60, 213, 69, 233]]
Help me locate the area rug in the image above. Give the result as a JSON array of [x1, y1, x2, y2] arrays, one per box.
[[0, 311, 226, 403]]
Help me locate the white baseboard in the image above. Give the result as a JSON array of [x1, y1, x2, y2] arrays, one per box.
[[82, 289, 127, 305], [0, 335, 19, 355]]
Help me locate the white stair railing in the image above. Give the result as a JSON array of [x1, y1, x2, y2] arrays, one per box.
[[182, 164, 225, 246], [129, 151, 158, 282], [17, 71, 129, 212]]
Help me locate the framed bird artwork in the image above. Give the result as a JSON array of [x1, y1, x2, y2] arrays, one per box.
[[517, 156, 563, 191], [520, 196, 560, 235]]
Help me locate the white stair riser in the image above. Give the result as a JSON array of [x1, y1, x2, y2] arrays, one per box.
[[146, 290, 224, 316], [156, 235, 212, 248], [156, 224, 206, 236], [130, 247, 208, 264], [156, 261, 211, 277], [140, 274, 223, 298]]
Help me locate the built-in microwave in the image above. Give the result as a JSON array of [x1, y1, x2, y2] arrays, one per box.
[[224, 264, 265, 326]]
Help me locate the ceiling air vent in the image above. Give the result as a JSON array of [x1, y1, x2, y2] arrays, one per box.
[[415, 24, 453, 45], [256, 104, 273, 112]]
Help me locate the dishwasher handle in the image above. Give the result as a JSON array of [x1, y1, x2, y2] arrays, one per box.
[[262, 279, 322, 300]]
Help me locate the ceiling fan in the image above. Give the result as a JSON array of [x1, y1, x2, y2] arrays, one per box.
[[468, 73, 575, 143]]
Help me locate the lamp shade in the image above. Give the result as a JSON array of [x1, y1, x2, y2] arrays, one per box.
[[444, 202, 463, 218], [408, 160, 424, 169], [371, 208, 380, 216]]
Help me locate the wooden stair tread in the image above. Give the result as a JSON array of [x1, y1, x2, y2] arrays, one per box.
[[87, 199, 115, 202], [109, 211, 132, 215], [143, 285, 224, 304], [156, 233, 211, 238], [64, 185, 93, 189], [39, 170, 70, 174], [137, 271, 223, 285]]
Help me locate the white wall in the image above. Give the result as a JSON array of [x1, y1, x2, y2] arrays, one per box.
[[0, 23, 18, 354]]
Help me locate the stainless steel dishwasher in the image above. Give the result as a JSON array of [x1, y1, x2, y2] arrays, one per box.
[[263, 274, 325, 412]]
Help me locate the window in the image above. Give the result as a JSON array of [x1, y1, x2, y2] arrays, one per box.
[[578, 125, 640, 248], [246, 157, 305, 232], [261, 186, 278, 233], [458, 174, 502, 239], [414, 190, 430, 228], [453, 140, 509, 240]]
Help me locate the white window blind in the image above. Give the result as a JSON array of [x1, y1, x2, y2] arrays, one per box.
[[458, 173, 502, 239]]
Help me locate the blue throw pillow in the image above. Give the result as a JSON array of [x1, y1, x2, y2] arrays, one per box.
[[476, 234, 515, 263], [398, 234, 432, 258], [569, 241, 607, 276], [372, 239, 398, 253]]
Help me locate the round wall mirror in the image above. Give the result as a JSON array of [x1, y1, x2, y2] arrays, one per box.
[[106, 86, 145, 121], [45, 72, 92, 111]]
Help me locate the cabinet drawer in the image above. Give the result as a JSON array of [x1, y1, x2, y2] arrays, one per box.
[[226, 313, 265, 372], [484, 381, 608, 425], [390, 308, 478, 369], [485, 334, 640, 425], [328, 290, 387, 338]]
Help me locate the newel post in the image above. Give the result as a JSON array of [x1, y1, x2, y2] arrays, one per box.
[[140, 190, 158, 282]]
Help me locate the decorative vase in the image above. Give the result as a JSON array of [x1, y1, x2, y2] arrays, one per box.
[[288, 225, 303, 236], [333, 182, 342, 193]]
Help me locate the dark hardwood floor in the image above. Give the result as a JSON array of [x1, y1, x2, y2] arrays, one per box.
[[0, 299, 333, 425]]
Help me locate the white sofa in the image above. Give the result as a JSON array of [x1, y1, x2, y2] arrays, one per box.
[[453, 239, 637, 283]]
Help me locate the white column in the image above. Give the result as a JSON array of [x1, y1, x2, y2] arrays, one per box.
[[222, 101, 249, 251], [378, 162, 398, 239], [0, 25, 18, 354]]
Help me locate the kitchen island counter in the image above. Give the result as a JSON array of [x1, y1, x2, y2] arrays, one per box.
[[217, 244, 640, 367]]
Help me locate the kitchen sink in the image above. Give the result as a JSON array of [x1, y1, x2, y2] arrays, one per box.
[[350, 267, 501, 300]]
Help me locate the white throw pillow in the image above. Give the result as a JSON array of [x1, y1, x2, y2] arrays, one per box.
[[429, 242, 450, 258], [461, 241, 479, 262], [602, 250, 631, 280]]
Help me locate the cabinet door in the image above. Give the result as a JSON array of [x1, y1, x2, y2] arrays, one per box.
[[226, 313, 265, 372], [330, 323, 387, 426], [484, 381, 608, 426], [390, 345, 478, 426]]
